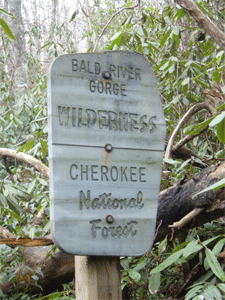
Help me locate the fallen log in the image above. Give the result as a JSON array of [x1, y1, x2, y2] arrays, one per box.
[[155, 162, 225, 242], [1, 162, 224, 296]]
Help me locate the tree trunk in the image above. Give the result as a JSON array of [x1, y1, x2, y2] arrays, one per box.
[[9, 0, 28, 102], [1, 162, 224, 296]]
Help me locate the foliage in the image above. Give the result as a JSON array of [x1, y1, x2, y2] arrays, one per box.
[[120, 222, 225, 299], [0, 0, 224, 299], [0, 8, 15, 40]]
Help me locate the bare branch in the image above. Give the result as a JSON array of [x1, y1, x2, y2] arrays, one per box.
[[175, 0, 225, 51], [0, 226, 53, 247], [168, 208, 204, 229], [173, 125, 209, 152], [0, 236, 53, 247], [164, 103, 214, 161], [94, 4, 138, 51], [0, 148, 49, 178]]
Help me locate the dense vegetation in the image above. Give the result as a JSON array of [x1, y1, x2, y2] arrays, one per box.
[[0, 0, 224, 299]]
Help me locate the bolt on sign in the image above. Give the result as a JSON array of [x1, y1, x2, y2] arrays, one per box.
[[48, 51, 166, 256]]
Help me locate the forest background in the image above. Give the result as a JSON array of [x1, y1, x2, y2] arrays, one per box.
[[0, 0, 225, 299]]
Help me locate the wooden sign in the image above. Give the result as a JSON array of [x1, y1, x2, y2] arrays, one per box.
[[48, 51, 166, 256]]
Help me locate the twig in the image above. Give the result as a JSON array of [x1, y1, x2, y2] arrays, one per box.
[[205, 132, 214, 159], [168, 207, 204, 229], [77, 0, 90, 18], [93, 4, 138, 51], [31, 207, 45, 226], [164, 103, 215, 161], [173, 125, 209, 152], [175, 262, 201, 298], [2, 156, 13, 175], [0, 148, 49, 178], [154, 220, 162, 240]]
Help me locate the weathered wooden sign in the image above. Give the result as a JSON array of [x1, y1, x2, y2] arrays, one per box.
[[48, 51, 166, 256]]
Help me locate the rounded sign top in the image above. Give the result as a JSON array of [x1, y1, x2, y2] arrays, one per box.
[[48, 51, 166, 151]]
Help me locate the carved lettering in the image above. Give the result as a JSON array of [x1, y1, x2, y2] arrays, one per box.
[[89, 219, 138, 239], [72, 59, 100, 74], [70, 165, 146, 183], [109, 64, 141, 80], [58, 106, 70, 126], [89, 80, 126, 96], [71, 59, 141, 81], [57, 106, 157, 134], [79, 190, 144, 210]]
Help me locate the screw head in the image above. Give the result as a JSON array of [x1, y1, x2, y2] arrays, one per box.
[[106, 215, 114, 224], [102, 71, 111, 80], [105, 144, 113, 153]]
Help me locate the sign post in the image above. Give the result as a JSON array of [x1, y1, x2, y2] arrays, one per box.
[[48, 51, 166, 298]]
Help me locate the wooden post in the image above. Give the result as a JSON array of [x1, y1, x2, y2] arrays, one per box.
[[75, 256, 122, 300]]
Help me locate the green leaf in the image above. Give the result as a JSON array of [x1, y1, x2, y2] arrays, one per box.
[[172, 25, 179, 35], [0, 18, 15, 40], [158, 236, 168, 256], [159, 61, 170, 71], [29, 228, 35, 239], [209, 112, 225, 127], [70, 9, 79, 22], [205, 248, 225, 282], [0, 194, 7, 207], [185, 284, 203, 300], [182, 77, 190, 86], [187, 117, 213, 136], [38, 292, 64, 300], [212, 238, 225, 257], [149, 272, 160, 295], [160, 29, 172, 48], [110, 31, 122, 42], [17, 140, 35, 153], [129, 269, 141, 283], [120, 258, 129, 270], [163, 158, 180, 166], [196, 271, 214, 284], [217, 118, 225, 144], [133, 258, 147, 271], [137, 25, 145, 37], [183, 240, 203, 259], [43, 221, 51, 234], [217, 102, 225, 112], [124, 15, 133, 26], [40, 139, 48, 156], [31, 274, 39, 281], [150, 250, 183, 274], [7, 197, 22, 215], [39, 178, 48, 186], [1, 207, 23, 223], [193, 178, 225, 197], [202, 285, 222, 300], [194, 78, 209, 89], [217, 283, 225, 293], [0, 8, 16, 19], [27, 179, 36, 194]]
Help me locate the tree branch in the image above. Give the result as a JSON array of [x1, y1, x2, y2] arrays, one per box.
[[173, 125, 209, 152], [164, 103, 214, 161], [0, 226, 53, 247], [0, 237, 53, 247], [175, 0, 225, 51], [168, 207, 204, 229], [0, 148, 49, 178], [93, 4, 138, 51]]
